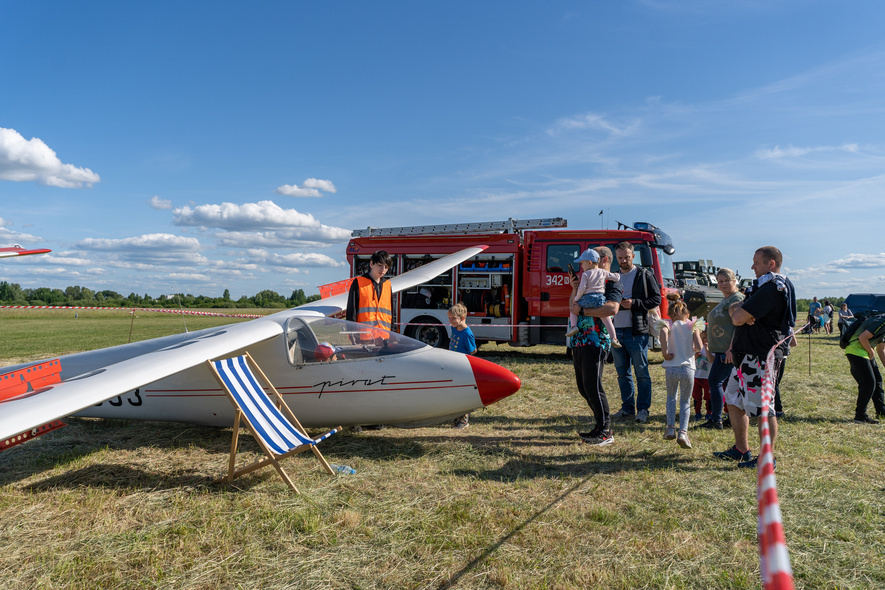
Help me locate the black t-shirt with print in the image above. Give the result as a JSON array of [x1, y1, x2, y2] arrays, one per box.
[[731, 281, 788, 359]]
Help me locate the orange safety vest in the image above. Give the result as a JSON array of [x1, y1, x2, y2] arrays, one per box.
[[354, 275, 393, 341]]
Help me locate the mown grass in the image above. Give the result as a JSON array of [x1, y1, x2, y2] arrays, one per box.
[[1, 311, 883, 589]]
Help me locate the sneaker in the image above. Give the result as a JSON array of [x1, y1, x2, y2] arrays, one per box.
[[663, 425, 677, 440], [692, 413, 703, 422], [704, 413, 713, 421], [453, 415, 469, 429], [578, 427, 602, 442], [738, 456, 777, 471], [854, 415, 880, 424], [635, 409, 649, 424], [583, 430, 614, 446], [714, 445, 751, 462], [722, 416, 731, 428], [611, 408, 635, 421], [677, 430, 692, 449], [698, 419, 724, 430]]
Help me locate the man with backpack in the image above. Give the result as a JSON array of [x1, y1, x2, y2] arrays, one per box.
[[843, 312, 885, 424]]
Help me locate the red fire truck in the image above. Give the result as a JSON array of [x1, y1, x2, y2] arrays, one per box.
[[341, 218, 677, 348]]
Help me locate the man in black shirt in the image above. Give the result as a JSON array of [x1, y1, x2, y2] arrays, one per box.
[[714, 246, 795, 469]]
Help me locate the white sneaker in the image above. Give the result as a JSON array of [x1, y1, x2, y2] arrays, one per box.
[[635, 409, 649, 424], [663, 425, 676, 440], [677, 430, 692, 449]]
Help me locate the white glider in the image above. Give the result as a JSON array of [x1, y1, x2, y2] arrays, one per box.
[[0, 246, 522, 448]]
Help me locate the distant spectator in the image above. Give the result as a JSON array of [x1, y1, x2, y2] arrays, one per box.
[[823, 300, 834, 335], [807, 297, 821, 328], [838, 303, 855, 336], [813, 307, 823, 334]]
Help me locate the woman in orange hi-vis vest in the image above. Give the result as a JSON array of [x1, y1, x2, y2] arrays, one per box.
[[346, 250, 393, 344]]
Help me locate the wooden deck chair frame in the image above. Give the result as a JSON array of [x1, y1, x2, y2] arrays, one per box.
[[207, 352, 342, 493]]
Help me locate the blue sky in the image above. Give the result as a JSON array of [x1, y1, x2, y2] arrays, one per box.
[[2, 1, 884, 300]]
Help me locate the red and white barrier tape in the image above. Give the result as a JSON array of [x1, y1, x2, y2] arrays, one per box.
[[755, 326, 802, 590], [0, 305, 264, 318]]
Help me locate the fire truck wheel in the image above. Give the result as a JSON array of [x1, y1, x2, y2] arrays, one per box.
[[409, 321, 450, 349]]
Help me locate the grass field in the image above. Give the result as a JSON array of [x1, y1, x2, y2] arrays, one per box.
[[1, 310, 883, 589]]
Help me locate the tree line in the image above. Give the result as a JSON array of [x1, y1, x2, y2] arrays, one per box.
[[0, 281, 850, 312], [0, 282, 322, 309]]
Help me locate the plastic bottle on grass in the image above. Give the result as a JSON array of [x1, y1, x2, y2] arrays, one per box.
[[330, 464, 356, 474]]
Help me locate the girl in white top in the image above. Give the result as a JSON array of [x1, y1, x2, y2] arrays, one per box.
[[659, 294, 703, 449]]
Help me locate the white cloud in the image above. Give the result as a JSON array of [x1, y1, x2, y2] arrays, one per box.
[[78, 233, 201, 252], [831, 253, 885, 270], [215, 229, 348, 249], [548, 113, 640, 137], [164, 272, 211, 282], [172, 200, 350, 239], [275, 178, 337, 197], [43, 252, 94, 266], [0, 217, 8, 227], [755, 143, 861, 160], [245, 249, 345, 271], [275, 185, 322, 197], [0, 127, 100, 188], [149, 195, 173, 210], [0, 226, 42, 244], [76, 233, 208, 268], [302, 178, 337, 193]]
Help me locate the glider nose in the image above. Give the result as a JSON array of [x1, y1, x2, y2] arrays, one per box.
[[467, 355, 521, 406]]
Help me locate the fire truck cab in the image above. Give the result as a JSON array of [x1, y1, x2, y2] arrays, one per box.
[[344, 218, 677, 348]]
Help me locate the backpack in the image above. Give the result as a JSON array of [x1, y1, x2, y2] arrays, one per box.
[[840, 318, 866, 349], [839, 315, 885, 349]]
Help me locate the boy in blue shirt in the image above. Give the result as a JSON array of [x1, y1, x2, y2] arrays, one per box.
[[448, 303, 477, 428]]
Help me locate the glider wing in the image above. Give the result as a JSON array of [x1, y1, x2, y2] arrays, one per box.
[[0, 317, 283, 443]]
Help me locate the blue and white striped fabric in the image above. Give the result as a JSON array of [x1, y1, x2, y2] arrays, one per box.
[[213, 356, 333, 455]]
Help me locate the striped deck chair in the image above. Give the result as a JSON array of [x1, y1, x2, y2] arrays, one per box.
[[208, 352, 342, 493]]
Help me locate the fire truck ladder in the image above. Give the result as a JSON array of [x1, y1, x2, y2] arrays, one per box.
[[351, 217, 567, 237]]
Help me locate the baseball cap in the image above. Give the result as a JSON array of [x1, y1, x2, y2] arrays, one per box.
[[574, 248, 600, 263]]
